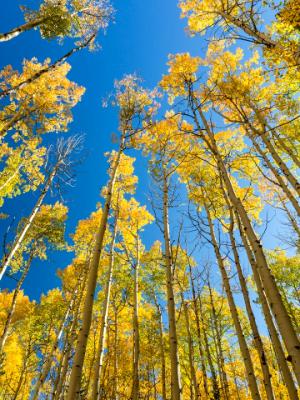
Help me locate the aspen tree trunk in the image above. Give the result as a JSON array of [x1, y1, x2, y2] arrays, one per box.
[[207, 282, 230, 400], [0, 249, 34, 354], [237, 216, 300, 400], [91, 217, 118, 400], [54, 341, 72, 400], [66, 136, 125, 400], [218, 10, 300, 65], [181, 295, 201, 399], [153, 366, 158, 400], [157, 306, 167, 400], [270, 132, 300, 169], [250, 102, 300, 170], [112, 306, 119, 400], [0, 166, 57, 281], [31, 295, 76, 400], [193, 104, 300, 381], [225, 199, 275, 400], [131, 236, 140, 400], [218, 11, 277, 49], [162, 172, 182, 400], [51, 336, 68, 399], [249, 131, 300, 217], [102, 325, 112, 398], [0, 18, 45, 42], [0, 34, 95, 99], [188, 263, 210, 398], [279, 196, 300, 240], [198, 292, 221, 400], [54, 266, 88, 400], [205, 204, 262, 400], [0, 108, 35, 138]]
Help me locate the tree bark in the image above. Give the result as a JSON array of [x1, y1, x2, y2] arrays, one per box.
[[131, 236, 141, 400], [91, 217, 118, 400], [182, 294, 201, 399], [0, 18, 45, 42], [207, 281, 230, 400], [157, 304, 167, 400], [188, 263, 210, 399], [163, 172, 182, 400], [198, 292, 220, 400]]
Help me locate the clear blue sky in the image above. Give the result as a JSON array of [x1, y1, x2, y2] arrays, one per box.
[[0, 0, 281, 334]]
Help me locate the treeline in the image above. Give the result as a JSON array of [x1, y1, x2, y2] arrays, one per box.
[[0, 1, 299, 400]]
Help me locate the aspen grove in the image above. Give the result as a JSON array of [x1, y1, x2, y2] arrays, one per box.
[[0, 0, 299, 399]]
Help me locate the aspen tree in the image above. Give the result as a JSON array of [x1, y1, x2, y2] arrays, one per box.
[[66, 76, 156, 399], [0, 0, 113, 43], [137, 116, 189, 400], [0, 202, 67, 356], [0, 137, 81, 280], [179, 0, 300, 65], [204, 203, 261, 400]]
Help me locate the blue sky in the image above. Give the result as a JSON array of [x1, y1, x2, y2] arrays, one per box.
[[0, 0, 283, 335]]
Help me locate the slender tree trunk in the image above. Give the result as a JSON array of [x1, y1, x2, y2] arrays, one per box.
[[156, 305, 167, 400], [51, 335, 68, 399], [279, 196, 300, 241], [225, 199, 275, 400], [207, 282, 230, 400], [237, 216, 300, 400], [0, 17, 45, 42], [0, 108, 35, 138], [131, 236, 140, 400], [218, 10, 300, 64], [0, 249, 34, 354], [66, 136, 125, 400], [193, 103, 300, 381], [91, 217, 118, 400], [31, 295, 76, 400], [162, 172, 182, 400], [198, 292, 220, 400], [250, 103, 300, 172], [218, 10, 277, 49], [112, 306, 119, 400], [249, 130, 300, 216], [0, 34, 95, 99], [0, 166, 57, 280], [182, 294, 201, 399], [188, 263, 210, 398], [270, 131, 300, 169], [54, 265, 88, 400], [205, 204, 261, 400]]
